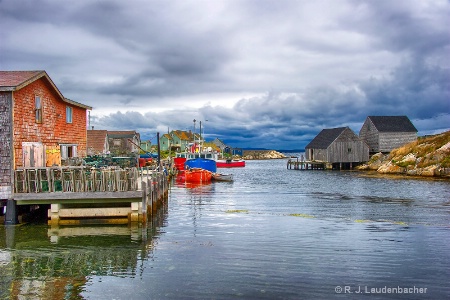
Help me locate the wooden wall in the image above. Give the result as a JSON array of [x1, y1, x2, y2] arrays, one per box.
[[12, 77, 88, 168], [0, 92, 13, 199]]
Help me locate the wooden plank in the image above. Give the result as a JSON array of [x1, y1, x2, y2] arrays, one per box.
[[14, 191, 141, 200], [58, 207, 130, 218]]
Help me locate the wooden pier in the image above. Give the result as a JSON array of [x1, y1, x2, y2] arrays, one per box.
[[286, 157, 328, 170], [8, 166, 168, 225]]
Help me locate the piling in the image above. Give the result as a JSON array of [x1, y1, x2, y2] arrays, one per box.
[[4, 199, 19, 225]]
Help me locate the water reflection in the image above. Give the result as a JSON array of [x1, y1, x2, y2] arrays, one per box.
[[0, 207, 167, 300]]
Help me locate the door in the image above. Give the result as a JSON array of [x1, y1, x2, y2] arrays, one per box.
[[22, 142, 44, 167]]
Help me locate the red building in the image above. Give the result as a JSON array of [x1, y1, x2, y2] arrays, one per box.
[[0, 70, 92, 200]]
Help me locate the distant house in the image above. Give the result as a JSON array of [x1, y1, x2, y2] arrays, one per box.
[[87, 130, 109, 155], [170, 130, 196, 152], [140, 140, 152, 153], [159, 133, 173, 152], [305, 127, 369, 168], [0, 70, 92, 200], [108, 131, 140, 155], [212, 138, 227, 152], [359, 116, 418, 154]]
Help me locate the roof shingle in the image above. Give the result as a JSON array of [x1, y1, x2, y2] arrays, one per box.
[[368, 116, 417, 132], [305, 127, 347, 149]]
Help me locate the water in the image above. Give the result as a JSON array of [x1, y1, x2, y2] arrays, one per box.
[[1, 159, 449, 299]]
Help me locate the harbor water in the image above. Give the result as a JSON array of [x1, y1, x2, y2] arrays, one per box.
[[1, 159, 449, 299]]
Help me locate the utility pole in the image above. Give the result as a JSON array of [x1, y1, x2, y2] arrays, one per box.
[[157, 132, 161, 169]]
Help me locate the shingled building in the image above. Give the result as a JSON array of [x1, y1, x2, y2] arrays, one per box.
[[359, 116, 418, 154], [305, 127, 369, 169]]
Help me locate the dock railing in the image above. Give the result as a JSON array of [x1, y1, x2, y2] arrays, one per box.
[[13, 166, 161, 193]]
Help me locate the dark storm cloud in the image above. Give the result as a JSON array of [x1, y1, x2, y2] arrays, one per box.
[[1, 0, 449, 149]]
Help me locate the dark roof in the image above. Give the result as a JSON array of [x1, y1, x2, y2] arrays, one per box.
[[305, 127, 347, 149], [368, 116, 417, 132], [0, 70, 92, 110], [108, 131, 140, 139]]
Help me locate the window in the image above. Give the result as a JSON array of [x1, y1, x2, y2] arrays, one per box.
[[60, 144, 78, 159], [348, 148, 352, 153], [35, 96, 42, 123], [66, 106, 73, 123]]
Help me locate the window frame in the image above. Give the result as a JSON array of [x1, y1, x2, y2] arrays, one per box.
[[60, 144, 78, 159], [66, 106, 73, 123], [35, 96, 42, 123]]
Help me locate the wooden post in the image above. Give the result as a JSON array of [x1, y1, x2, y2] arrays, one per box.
[[49, 203, 61, 225], [4, 199, 19, 225], [147, 178, 152, 215], [142, 181, 147, 223]]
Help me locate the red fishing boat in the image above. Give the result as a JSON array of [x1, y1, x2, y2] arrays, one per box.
[[173, 157, 187, 171], [185, 168, 213, 183], [216, 159, 246, 168]]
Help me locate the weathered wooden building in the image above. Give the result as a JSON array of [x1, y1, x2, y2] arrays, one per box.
[[359, 116, 417, 154], [305, 127, 369, 168], [107, 131, 140, 155], [87, 130, 109, 155], [0, 70, 91, 201]]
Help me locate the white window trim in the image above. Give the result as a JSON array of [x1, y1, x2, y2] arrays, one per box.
[[66, 106, 73, 123], [60, 144, 78, 159]]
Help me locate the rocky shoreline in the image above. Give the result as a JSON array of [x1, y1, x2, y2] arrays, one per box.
[[357, 130, 450, 178], [242, 150, 286, 160]]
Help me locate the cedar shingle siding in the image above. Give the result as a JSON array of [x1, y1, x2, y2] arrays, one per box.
[[359, 116, 417, 153], [305, 127, 369, 163], [0, 71, 91, 200]]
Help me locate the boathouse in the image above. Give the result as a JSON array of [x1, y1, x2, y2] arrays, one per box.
[[87, 130, 109, 155], [359, 116, 418, 154], [305, 127, 369, 169], [0, 70, 92, 201], [107, 131, 141, 156]]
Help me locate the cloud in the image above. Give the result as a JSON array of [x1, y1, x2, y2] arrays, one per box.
[[1, 0, 449, 149]]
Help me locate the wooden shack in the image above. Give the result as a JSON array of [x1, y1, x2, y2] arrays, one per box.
[[359, 116, 417, 154], [305, 127, 369, 169], [0, 71, 92, 201], [87, 130, 109, 155], [107, 131, 141, 155]]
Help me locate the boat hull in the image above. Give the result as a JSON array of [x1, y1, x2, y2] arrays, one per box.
[[216, 159, 245, 168], [185, 168, 213, 183], [174, 157, 187, 171], [185, 158, 217, 173], [212, 173, 233, 182]]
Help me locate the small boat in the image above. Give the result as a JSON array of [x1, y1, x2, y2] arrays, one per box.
[[216, 159, 245, 168], [185, 168, 213, 183], [212, 173, 233, 182], [185, 158, 217, 173]]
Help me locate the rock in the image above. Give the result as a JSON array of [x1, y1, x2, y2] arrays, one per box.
[[242, 150, 286, 160], [368, 130, 450, 178]]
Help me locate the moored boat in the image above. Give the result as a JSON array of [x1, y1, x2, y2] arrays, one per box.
[[216, 159, 245, 168], [212, 173, 233, 182], [173, 157, 187, 171], [185, 158, 217, 173], [185, 168, 213, 183]]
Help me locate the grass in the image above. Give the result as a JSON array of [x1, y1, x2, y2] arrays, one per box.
[[388, 131, 450, 169]]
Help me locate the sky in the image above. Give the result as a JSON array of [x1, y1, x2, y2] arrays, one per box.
[[1, 0, 449, 150]]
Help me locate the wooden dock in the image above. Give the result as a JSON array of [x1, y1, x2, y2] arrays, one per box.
[[7, 166, 168, 225], [286, 157, 328, 170]]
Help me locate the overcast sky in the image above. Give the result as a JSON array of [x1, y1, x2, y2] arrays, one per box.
[[1, 0, 449, 150]]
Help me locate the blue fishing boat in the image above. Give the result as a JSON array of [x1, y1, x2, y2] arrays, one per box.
[[185, 157, 217, 173]]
